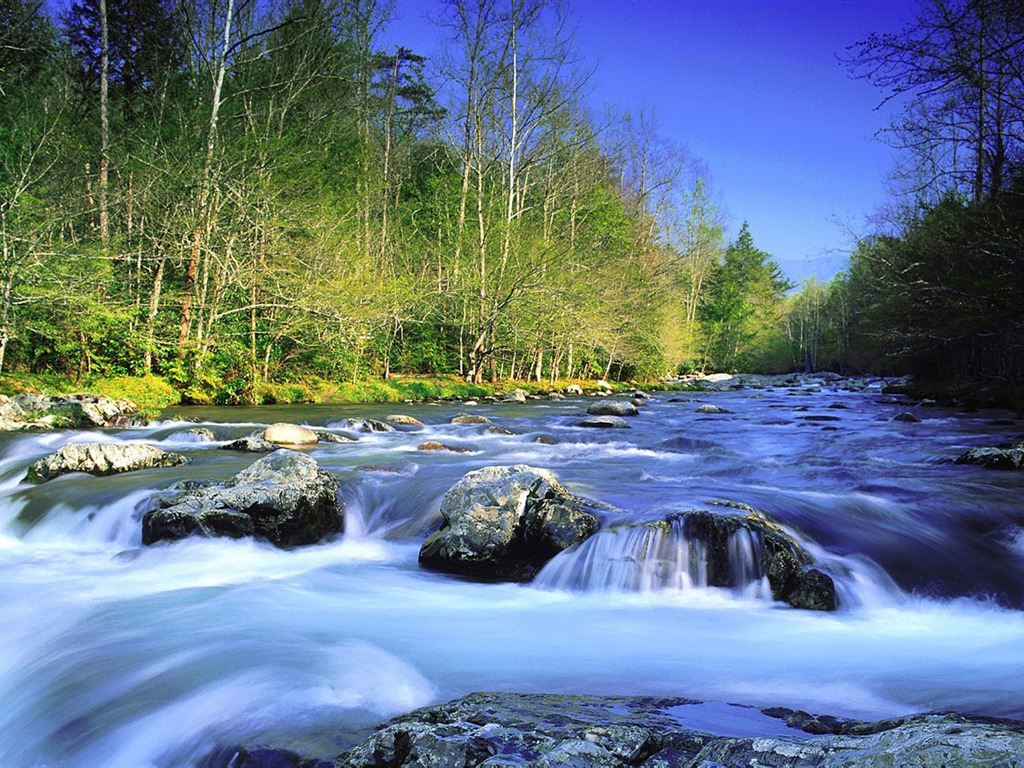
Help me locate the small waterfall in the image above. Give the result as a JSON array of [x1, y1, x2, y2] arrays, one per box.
[[535, 517, 776, 599]]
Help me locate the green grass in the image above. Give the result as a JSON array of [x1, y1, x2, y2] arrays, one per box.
[[0, 371, 702, 414]]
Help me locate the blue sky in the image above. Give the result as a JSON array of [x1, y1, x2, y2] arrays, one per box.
[[382, 0, 919, 285]]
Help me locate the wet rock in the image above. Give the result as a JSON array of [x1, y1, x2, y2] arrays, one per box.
[[956, 445, 1024, 470], [696, 404, 731, 414], [182, 427, 217, 442], [586, 400, 639, 417], [28, 442, 189, 483], [334, 418, 393, 433], [564, 384, 584, 396], [386, 415, 425, 427], [313, 430, 356, 444], [452, 413, 491, 425], [264, 422, 319, 446], [679, 506, 837, 610], [893, 411, 922, 423], [221, 436, 277, 453], [579, 415, 630, 429], [417, 441, 471, 453], [532, 435, 558, 445], [418, 465, 600, 581], [326, 693, 1024, 768], [486, 425, 516, 436], [142, 449, 341, 548], [548, 392, 566, 401]]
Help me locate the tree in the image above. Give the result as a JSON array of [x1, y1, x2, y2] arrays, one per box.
[[699, 222, 790, 371], [847, 0, 1024, 202]]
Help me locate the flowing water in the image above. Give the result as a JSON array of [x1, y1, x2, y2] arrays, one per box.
[[2, 384, 1024, 766]]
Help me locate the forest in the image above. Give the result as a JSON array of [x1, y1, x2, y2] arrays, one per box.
[[1, 0, 1022, 405]]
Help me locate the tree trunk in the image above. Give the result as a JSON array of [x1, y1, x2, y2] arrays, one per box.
[[98, 0, 110, 246]]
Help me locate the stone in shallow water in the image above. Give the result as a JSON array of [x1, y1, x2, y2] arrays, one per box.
[[143, 449, 341, 548], [579, 415, 631, 429], [27, 442, 188, 483], [419, 465, 599, 580]]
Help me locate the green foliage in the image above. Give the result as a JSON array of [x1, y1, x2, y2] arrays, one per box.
[[698, 223, 791, 372], [87, 375, 179, 413]]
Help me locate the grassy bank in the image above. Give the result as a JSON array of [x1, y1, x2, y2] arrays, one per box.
[[0, 373, 696, 418]]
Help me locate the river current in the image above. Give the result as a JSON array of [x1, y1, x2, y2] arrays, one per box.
[[1, 382, 1023, 766]]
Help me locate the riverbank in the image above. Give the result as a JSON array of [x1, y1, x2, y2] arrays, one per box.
[[0, 372, 695, 419]]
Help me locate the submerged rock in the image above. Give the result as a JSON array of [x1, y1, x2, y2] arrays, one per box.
[[417, 441, 471, 453], [142, 449, 341, 548], [419, 465, 600, 581], [218, 692, 1024, 768], [28, 442, 189, 483], [586, 400, 639, 417]]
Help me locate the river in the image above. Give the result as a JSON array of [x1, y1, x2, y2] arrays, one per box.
[[1, 382, 1023, 766]]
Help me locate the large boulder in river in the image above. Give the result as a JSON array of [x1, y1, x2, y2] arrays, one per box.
[[680, 506, 836, 610], [419, 465, 600, 580], [537, 504, 836, 611], [142, 449, 341, 548], [28, 442, 188, 483], [586, 400, 639, 417], [263, 422, 319, 446]]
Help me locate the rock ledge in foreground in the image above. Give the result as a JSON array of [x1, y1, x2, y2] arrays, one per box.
[[205, 692, 1024, 768]]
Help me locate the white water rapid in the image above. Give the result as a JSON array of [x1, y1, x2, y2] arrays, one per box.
[[1, 386, 1023, 766]]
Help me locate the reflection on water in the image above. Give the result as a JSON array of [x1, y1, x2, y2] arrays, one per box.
[[1, 385, 1023, 766]]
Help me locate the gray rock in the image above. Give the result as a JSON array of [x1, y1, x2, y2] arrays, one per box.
[[696, 404, 731, 414], [329, 693, 1024, 768], [0, 392, 138, 431], [586, 400, 639, 417], [893, 411, 921, 423], [419, 465, 599, 580], [28, 442, 188, 483], [220, 436, 277, 452], [579, 415, 631, 429], [679, 505, 837, 610], [956, 446, 1024, 470], [452, 413, 491, 425], [387, 414, 426, 427], [564, 384, 584, 395], [142, 449, 341, 548], [503, 389, 529, 404]]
